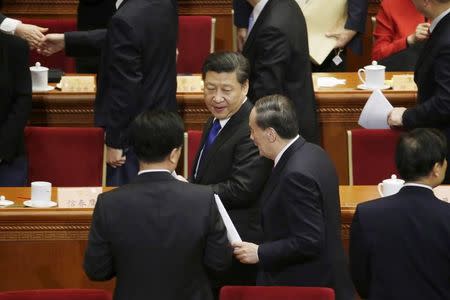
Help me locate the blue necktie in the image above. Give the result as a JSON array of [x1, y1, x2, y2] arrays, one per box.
[[248, 13, 255, 34], [203, 119, 221, 153], [195, 119, 221, 178]]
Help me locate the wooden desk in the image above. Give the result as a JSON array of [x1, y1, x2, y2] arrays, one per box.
[[0, 185, 378, 292], [31, 72, 417, 184]]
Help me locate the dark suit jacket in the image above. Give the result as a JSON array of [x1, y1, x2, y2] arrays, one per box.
[[192, 101, 272, 244], [350, 186, 450, 300], [0, 13, 5, 24], [402, 11, 450, 182], [257, 137, 354, 300], [84, 171, 232, 300], [233, 0, 368, 54], [65, 0, 178, 149], [0, 33, 32, 161], [242, 0, 319, 144]]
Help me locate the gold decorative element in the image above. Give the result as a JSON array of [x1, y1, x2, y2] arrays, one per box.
[[0, 225, 90, 241]]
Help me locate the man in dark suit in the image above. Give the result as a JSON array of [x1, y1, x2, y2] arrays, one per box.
[[38, 0, 178, 186], [233, 95, 354, 300], [191, 52, 272, 295], [84, 110, 232, 300], [350, 128, 450, 300], [0, 32, 32, 186], [233, 0, 368, 72], [239, 0, 319, 144], [388, 0, 450, 183]]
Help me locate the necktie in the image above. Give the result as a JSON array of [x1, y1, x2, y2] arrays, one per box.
[[248, 13, 255, 34], [194, 119, 221, 178], [203, 119, 221, 153]]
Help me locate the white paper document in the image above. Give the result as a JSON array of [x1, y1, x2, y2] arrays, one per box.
[[214, 194, 242, 243], [358, 89, 393, 129], [317, 77, 346, 87]]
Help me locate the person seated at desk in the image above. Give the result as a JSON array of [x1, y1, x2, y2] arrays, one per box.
[[372, 0, 429, 71], [350, 128, 450, 300], [84, 110, 232, 300], [0, 32, 32, 186]]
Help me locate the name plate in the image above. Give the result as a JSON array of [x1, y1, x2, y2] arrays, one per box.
[[58, 76, 96, 92], [177, 75, 203, 93], [57, 187, 102, 208], [392, 74, 417, 91]]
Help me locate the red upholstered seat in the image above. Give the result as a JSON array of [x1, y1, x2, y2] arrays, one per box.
[[24, 127, 105, 187], [19, 18, 77, 73], [177, 16, 215, 74], [220, 286, 335, 300], [183, 130, 203, 177], [0, 289, 111, 300], [347, 129, 403, 185]]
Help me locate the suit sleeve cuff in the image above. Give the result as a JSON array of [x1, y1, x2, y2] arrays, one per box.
[[0, 18, 22, 35]]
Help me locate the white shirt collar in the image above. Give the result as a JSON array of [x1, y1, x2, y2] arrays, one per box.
[[403, 182, 433, 191], [116, 0, 124, 9], [430, 7, 450, 33], [138, 169, 171, 175], [274, 135, 299, 167], [217, 98, 247, 129], [251, 0, 270, 26]]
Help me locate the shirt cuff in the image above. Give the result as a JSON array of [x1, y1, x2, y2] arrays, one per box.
[[0, 18, 22, 35]]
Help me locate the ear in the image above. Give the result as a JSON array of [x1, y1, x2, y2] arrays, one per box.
[[169, 147, 182, 165], [242, 79, 249, 96], [432, 160, 446, 178], [265, 127, 277, 143]]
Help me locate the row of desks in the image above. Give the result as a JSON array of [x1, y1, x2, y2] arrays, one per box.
[[0, 185, 379, 291], [31, 72, 417, 185]]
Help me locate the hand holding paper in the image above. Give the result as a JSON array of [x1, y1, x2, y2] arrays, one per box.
[[358, 89, 393, 129]]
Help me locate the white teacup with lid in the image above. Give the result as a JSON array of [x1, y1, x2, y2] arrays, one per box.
[[358, 60, 386, 89], [30, 62, 49, 91], [377, 174, 405, 197]]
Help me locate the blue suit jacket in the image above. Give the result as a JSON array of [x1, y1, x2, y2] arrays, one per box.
[[233, 0, 368, 54], [350, 186, 450, 300]]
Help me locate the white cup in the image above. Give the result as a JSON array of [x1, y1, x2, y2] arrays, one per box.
[[30, 62, 49, 91], [377, 175, 404, 197], [31, 181, 52, 204], [358, 61, 385, 89]]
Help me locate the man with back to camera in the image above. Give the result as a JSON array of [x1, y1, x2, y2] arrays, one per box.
[[350, 128, 450, 300], [37, 0, 178, 186], [191, 51, 272, 296], [388, 0, 450, 183], [233, 95, 354, 300], [84, 110, 232, 300]]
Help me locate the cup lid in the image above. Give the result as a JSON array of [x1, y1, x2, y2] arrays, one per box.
[[30, 62, 49, 72], [382, 174, 405, 184], [365, 60, 385, 70]]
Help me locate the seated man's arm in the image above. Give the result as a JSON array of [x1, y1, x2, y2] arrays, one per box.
[[258, 173, 324, 269], [209, 135, 271, 209], [203, 193, 233, 271], [84, 194, 115, 281], [349, 206, 371, 298]]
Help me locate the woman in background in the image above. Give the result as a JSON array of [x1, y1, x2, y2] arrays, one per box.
[[372, 0, 429, 70]]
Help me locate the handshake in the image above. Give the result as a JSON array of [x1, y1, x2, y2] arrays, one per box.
[[14, 22, 64, 56]]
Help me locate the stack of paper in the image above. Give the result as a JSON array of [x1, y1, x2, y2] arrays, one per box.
[[358, 89, 393, 129]]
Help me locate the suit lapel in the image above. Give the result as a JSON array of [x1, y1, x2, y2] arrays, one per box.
[[259, 137, 306, 208], [195, 101, 252, 181], [243, 0, 274, 54]]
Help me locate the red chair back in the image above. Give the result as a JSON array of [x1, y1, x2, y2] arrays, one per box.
[[348, 129, 403, 185], [20, 18, 77, 73], [220, 286, 335, 300], [177, 16, 214, 74], [0, 289, 111, 300], [25, 127, 104, 186], [183, 130, 203, 177]]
